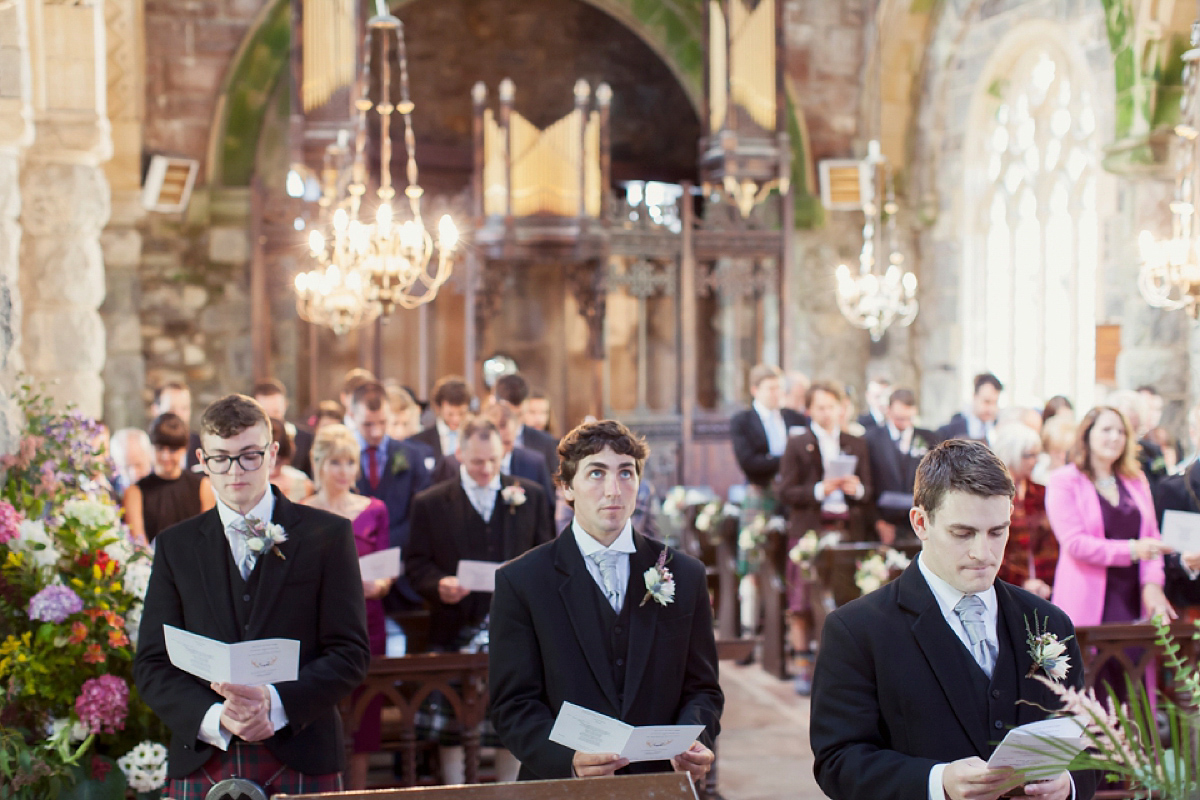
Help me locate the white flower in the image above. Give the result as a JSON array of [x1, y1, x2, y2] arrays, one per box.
[[883, 549, 911, 571], [125, 602, 144, 648], [13, 519, 62, 568], [103, 532, 136, 565], [48, 717, 90, 742], [62, 498, 118, 530], [246, 537, 265, 553], [501, 485, 527, 506], [122, 560, 152, 600], [766, 516, 787, 533], [118, 741, 168, 792], [817, 531, 842, 550], [265, 522, 287, 545], [642, 566, 676, 606]]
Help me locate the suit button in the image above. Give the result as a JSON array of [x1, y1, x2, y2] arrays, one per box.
[[244, 624, 250, 630], [994, 720, 1004, 729], [991, 689, 1000, 699], [616, 658, 625, 667], [614, 626, 622, 635], [243, 594, 251, 602]]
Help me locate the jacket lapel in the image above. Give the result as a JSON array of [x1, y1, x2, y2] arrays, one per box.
[[555, 534, 622, 712], [194, 508, 240, 643], [246, 488, 300, 638], [621, 532, 660, 717], [898, 564, 991, 758]]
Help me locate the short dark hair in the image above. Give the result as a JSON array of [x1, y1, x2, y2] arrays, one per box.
[[494, 373, 530, 406], [315, 400, 345, 422], [199, 394, 271, 441], [460, 418, 500, 447], [973, 373, 1003, 394], [350, 381, 387, 412], [253, 378, 287, 398], [806, 380, 846, 408], [269, 417, 293, 461], [913, 439, 1015, 522], [889, 388, 917, 408], [483, 399, 518, 427], [557, 420, 649, 490], [432, 375, 471, 408], [340, 368, 377, 398], [148, 413, 189, 449]]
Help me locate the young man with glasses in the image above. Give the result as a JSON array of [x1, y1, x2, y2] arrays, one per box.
[[134, 394, 371, 797]]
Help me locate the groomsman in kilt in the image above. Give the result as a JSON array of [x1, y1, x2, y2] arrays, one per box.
[[489, 420, 723, 781], [404, 418, 554, 783], [134, 394, 370, 797]]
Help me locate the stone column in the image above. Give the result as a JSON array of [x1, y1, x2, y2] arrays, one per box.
[[19, 0, 112, 418], [0, 0, 35, 455]]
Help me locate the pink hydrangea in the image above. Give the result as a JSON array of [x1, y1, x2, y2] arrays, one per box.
[[75, 675, 129, 735], [0, 500, 18, 544]]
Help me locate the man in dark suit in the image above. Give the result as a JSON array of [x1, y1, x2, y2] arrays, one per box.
[[254, 378, 314, 478], [350, 381, 432, 608], [938, 372, 1003, 443], [866, 388, 937, 545], [494, 372, 560, 475], [406, 419, 553, 783], [489, 420, 722, 782], [409, 375, 472, 463], [856, 377, 890, 431], [730, 364, 808, 490], [810, 439, 1093, 800], [1155, 402, 1200, 609], [134, 394, 370, 794]]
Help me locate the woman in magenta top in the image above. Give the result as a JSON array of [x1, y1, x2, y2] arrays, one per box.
[[303, 424, 392, 790], [1045, 406, 1174, 629]]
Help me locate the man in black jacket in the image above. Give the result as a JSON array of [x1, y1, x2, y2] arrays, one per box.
[[730, 364, 807, 491]]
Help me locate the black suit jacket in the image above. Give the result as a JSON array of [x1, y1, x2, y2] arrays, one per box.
[[355, 437, 432, 551], [810, 562, 1094, 800], [430, 448, 555, 516], [291, 425, 315, 478], [408, 426, 443, 460], [778, 429, 873, 540], [489, 530, 723, 780], [405, 476, 553, 650], [519, 424, 560, 477], [133, 487, 370, 778], [1155, 463, 1200, 606], [730, 407, 808, 486], [865, 425, 937, 528]]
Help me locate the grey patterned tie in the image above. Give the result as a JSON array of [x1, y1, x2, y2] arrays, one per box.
[[228, 518, 256, 581], [589, 551, 623, 612], [954, 594, 996, 677]]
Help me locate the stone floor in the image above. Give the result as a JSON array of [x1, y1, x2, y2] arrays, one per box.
[[716, 662, 825, 800]]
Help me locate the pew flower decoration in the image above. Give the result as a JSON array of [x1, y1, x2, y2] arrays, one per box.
[[241, 516, 287, 560], [116, 740, 169, 793], [854, 548, 911, 596], [694, 501, 722, 533], [1025, 613, 1073, 682], [641, 549, 675, 607], [501, 484, 527, 514], [738, 514, 787, 575], [661, 486, 713, 523]]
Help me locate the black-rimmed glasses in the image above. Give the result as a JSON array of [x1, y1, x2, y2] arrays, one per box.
[[201, 449, 267, 474]]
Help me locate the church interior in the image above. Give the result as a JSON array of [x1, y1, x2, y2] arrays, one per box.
[[4, 0, 1200, 797]]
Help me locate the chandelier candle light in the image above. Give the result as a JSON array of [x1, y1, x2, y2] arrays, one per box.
[[834, 140, 919, 341], [296, 0, 459, 334]]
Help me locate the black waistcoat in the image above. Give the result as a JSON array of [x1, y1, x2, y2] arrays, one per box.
[[225, 544, 267, 641], [591, 576, 634, 711], [954, 608, 1022, 754]]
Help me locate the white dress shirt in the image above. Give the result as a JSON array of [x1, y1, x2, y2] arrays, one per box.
[[437, 418, 460, 458], [460, 465, 501, 522], [573, 519, 636, 610], [887, 421, 914, 455], [753, 400, 789, 457], [199, 491, 289, 749], [810, 422, 866, 508]]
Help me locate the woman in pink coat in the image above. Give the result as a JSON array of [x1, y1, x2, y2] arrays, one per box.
[[1046, 406, 1174, 628]]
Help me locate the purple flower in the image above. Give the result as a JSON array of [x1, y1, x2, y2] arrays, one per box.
[[75, 675, 129, 734], [27, 584, 84, 623], [0, 501, 19, 544]]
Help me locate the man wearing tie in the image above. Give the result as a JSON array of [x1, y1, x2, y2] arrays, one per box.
[[866, 388, 938, 544], [938, 373, 1003, 444], [731, 364, 807, 493], [810, 439, 1093, 800], [134, 394, 370, 795], [489, 420, 722, 781]]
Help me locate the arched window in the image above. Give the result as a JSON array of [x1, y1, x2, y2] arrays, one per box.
[[963, 38, 1099, 411]]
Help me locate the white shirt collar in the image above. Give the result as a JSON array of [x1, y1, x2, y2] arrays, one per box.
[[459, 464, 501, 494], [215, 487, 276, 529], [752, 399, 780, 420], [501, 450, 513, 474], [916, 551, 997, 619], [572, 518, 636, 557], [810, 420, 841, 441]]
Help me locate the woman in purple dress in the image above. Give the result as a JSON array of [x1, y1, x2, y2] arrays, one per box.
[[303, 423, 392, 790]]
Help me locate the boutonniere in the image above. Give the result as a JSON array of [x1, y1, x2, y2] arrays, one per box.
[[910, 435, 929, 457], [1025, 612, 1072, 682], [241, 516, 288, 561], [389, 449, 409, 476], [501, 484, 526, 514], [641, 548, 675, 607]]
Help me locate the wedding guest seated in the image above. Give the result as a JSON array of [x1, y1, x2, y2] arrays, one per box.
[[865, 388, 936, 545], [124, 413, 215, 545], [255, 379, 314, 478], [937, 372, 1002, 443], [268, 418, 314, 502], [992, 422, 1057, 599], [302, 424, 392, 790], [1046, 406, 1174, 696], [110, 427, 153, 498]]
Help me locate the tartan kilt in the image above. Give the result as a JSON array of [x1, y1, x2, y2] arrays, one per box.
[[166, 741, 343, 799], [413, 687, 501, 748]]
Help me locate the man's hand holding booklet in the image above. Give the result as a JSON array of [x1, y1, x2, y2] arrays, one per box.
[[549, 702, 705, 763]]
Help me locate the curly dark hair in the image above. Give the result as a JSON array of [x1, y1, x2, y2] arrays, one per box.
[[199, 394, 270, 441], [557, 420, 649, 490]]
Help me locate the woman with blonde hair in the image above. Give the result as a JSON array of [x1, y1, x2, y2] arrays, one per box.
[[302, 424, 391, 789]]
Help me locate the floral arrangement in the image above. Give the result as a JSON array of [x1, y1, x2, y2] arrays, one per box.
[[641, 548, 675, 607], [660, 486, 716, 523], [0, 381, 168, 799], [853, 548, 911, 595], [237, 516, 288, 561], [788, 529, 841, 580], [1025, 613, 1072, 682], [500, 484, 527, 512], [736, 513, 787, 576]]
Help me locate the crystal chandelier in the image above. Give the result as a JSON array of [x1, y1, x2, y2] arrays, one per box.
[[297, 1, 458, 333], [834, 140, 918, 341], [1137, 19, 1200, 318]]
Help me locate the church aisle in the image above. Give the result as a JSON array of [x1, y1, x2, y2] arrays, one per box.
[[717, 662, 824, 800]]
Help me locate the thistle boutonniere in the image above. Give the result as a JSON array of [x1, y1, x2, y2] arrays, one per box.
[[641, 548, 675, 607], [1025, 613, 1072, 682], [241, 516, 288, 561], [389, 449, 409, 476], [501, 484, 526, 514]]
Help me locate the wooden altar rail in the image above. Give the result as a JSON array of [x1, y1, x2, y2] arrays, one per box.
[[277, 772, 698, 800]]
